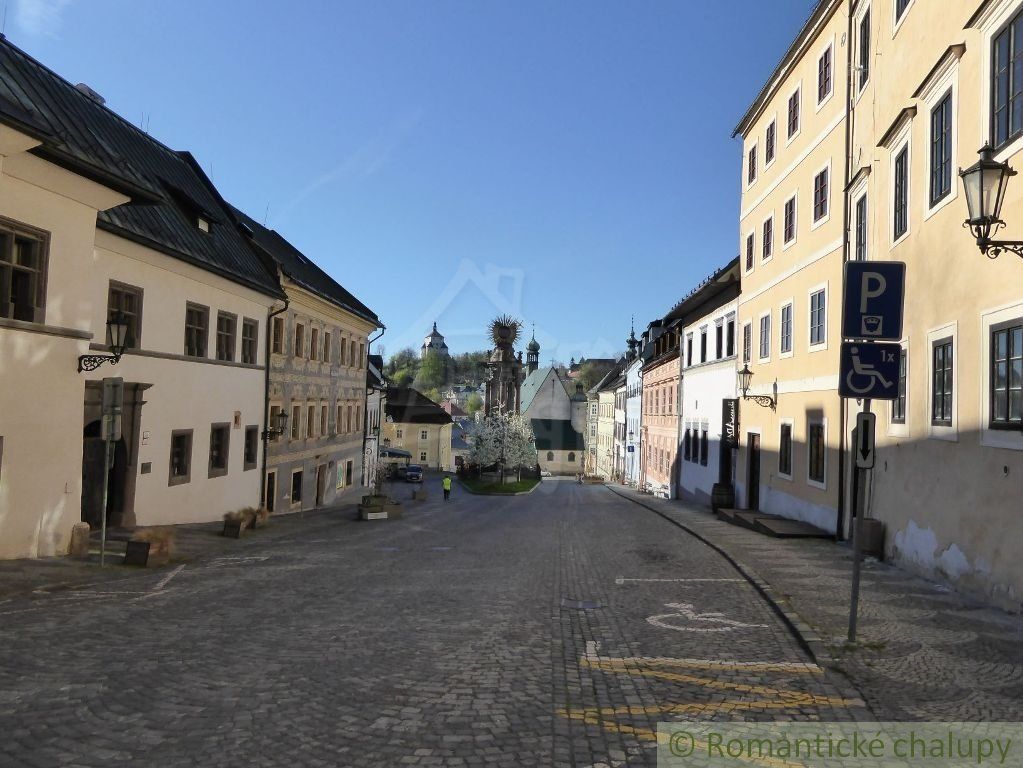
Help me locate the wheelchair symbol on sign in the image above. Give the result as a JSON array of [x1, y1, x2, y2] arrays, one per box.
[[844, 345, 893, 395]]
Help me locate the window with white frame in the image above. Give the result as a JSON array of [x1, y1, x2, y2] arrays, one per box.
[[787, 88, 800, 138], [762, 216, 773, 261], [812, 167, 829, 222], [991, 320, 1023, 429], [992, 8, 1023, 150], [759, 314, 771, 360], [783, 195, 797, 244], [745, 232, 755, 271], [780, 303, 793, 354], [929, 90, 953, 206], [810, 289, 826, 346], [765, 120, 776, 164], [778, 422, 793, 478], [931, 337, 954, 425], [747, 144, 757, 186], [808, 421, 826, 485], [817, 44, 833, 104], [742, 322, 752, 363], [726, 315, 736, 357], [858, 7, 871, 91], [893, 143, 909, 240], [895, 0, 912, 24], [892, 348, 908, 424], [854, 194, 868, 260]]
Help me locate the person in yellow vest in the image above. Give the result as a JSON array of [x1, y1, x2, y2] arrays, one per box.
[[442, 475, 452, 501]]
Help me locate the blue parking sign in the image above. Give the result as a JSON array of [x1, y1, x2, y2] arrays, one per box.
[[839, 342, 902, 399], [842, 261, 906, 341]]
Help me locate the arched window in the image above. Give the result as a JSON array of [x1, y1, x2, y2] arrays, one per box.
[[568, 452, 576, 462], [546, 451, 554, 461]]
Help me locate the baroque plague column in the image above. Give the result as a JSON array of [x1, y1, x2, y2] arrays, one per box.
[[481, 315, 525, 415]]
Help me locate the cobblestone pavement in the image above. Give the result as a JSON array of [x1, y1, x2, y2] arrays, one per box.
[[0, 477, 868, 767], [607, 485, 1023, 723]]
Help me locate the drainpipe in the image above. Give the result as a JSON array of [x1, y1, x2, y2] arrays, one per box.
[[261, 297, 289, 508], [836, 2, 855, 542]]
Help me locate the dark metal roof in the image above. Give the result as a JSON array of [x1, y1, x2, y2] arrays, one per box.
[[0, 36, 282, 298], [531, 419, 585, 451], [385, 387, 453, 425], [230, 204, 380, 326]]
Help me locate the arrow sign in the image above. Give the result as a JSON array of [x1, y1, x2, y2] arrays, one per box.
[[855, 412, 876, 469]]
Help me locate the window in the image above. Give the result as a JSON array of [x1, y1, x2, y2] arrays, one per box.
[[745, 232, 755, 271], [818, 45, 832, 103], [108, 282, 142, 349], [321, 405, 328, 436], [547, 451, 554, 461], [779, 424, 792, 477], [359, 343, 365, 367], [993, 9, 1023, 149], [244, 426, 258, 470], [216, 312, 236, 362], [272, 316, 283, 354], [420, 429, 429, 440], [241, 318, 258, 364], [932, 338, 954, 424], [808, 423, 825, 484], [336, 404, 342, 434], [291, 470, 303, 503], [208, 423, 230, 478], [894, 145, 909, 239], [929, 90, 953, 206], [307, 405, 316, 438], [810, 289, 827, 346], [787, 88, 800, 138], [323, 332, 331, 364], [347, 405, 353, 433], [893, 350, 908, 424], [762, 217, 773, 261], [700, 328, 708, 363], [184, 303, 209, 358], [291, 405, 301, 439], [168, 430, 192, 486], [396, 428, 403, 439], [813, 168, 829, 222], [858, 8, 871, 91], [700, 430, 708, 466], [683, 429, 691, 461], [339, 336, 347, 366], [759, 314, 771, 360], [747, 145, 757, 185], [991, 321, 1023, 428], [780, 304, 793, 354], [310, 328, 319, 360], [784, 196, 796, 243], [855, 194, 868, 261], [766, 120, 776, 164], [715, 323, 723, 360], [0, 221, 47, 323], [743, 323, 752, 363], [350, 340, 357, 365], [726, 317, 735, 357], [295, 323, 305, 357], [895, 0, 911, 22], [568, 452, 576, 463], [420, 451, 428, 462], [686, 333, 693, 366], [355, 405, 362, 431]]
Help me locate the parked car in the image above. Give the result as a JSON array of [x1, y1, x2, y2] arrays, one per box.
[[540, 469, 552, 477], [405, 465, 423, 483]]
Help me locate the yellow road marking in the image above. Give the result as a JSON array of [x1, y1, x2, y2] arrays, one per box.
[[582, 655, 822, 674]]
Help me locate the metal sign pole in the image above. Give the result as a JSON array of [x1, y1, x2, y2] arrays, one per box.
[[100, 438, 112, 567], [848, 397, 871, 642]]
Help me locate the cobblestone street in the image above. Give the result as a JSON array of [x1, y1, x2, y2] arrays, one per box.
[[0, 478, 867, 767]]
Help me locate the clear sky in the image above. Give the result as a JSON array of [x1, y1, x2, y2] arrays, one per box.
[[7, 0, 816, 362]]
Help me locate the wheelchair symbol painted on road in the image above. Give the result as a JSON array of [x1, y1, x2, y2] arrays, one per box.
[[646, 602, 768, 633]]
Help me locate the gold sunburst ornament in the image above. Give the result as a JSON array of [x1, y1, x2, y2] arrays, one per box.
[[488, 315, 521, 347]]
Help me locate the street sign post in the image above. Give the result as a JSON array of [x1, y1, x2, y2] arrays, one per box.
[[855, 411, 875, 470], [842, 261, 906, 341], [839, 342, 902, 399]]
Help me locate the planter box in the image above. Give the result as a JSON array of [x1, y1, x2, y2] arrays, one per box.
[[360, 500, 402, 520], [124, 540, 150, 566], [222, 519, 245, 538], [412, 488, 428, 501]]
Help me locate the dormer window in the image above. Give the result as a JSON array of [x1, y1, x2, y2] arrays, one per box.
[[197, 216, 211, 233]]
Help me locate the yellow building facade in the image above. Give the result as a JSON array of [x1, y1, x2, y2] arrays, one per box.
[[734, 0, 849, 533]]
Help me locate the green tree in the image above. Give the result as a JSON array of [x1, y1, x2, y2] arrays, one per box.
[[465, 392, 484, 418], [416, 352, 447, 390], [576, 360, 614, 393]]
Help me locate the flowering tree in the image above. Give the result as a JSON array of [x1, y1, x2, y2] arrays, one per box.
[[466, 409, 536, 480]]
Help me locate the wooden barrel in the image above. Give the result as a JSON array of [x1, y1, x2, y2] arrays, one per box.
[[711, 483, 735, 513]]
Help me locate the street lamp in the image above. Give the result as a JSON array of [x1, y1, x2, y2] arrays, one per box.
[[261, 409, 289, 441], [737, 363, 776, 410], [78, 311, 130, 372], [959, 144, 1023, 259]]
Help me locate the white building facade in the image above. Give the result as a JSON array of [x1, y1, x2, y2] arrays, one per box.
[[624, 355, 643, 487]]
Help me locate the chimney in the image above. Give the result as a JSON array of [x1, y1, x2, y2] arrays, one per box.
[[74, 83, 106, 105]]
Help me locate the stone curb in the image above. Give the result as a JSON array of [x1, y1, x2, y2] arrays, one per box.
[[604, 484, 836, 669]]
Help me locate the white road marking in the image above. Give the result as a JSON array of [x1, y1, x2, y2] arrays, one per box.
[[646, 602, 768, 633], [615, 577, 742, 584], [153, 564, 186, 591]]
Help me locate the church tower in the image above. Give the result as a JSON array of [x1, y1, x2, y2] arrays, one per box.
[[526, 327, 540, 374]]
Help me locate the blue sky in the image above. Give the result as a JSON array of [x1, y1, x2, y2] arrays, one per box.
[[8, 0, 815, 363]]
